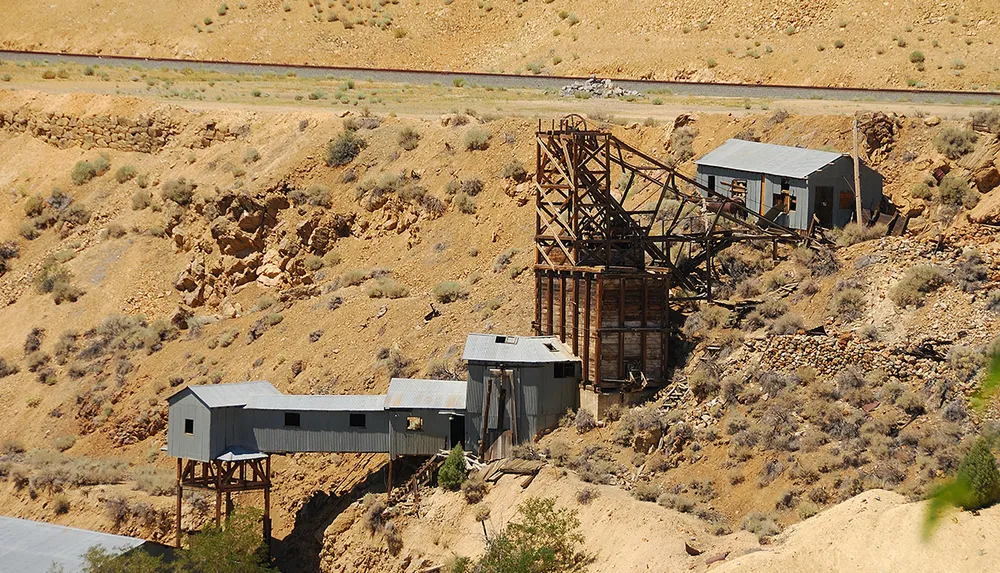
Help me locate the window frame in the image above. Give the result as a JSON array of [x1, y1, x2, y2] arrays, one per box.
[[184, 418, 194, 435], [406, 416, 424, 432]]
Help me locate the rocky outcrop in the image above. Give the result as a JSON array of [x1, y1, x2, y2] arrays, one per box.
[[0, 109, 181, 152]]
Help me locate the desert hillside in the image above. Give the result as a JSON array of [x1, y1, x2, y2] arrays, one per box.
[[2, 0, 1000, 90], [0, 81, 998, 571]]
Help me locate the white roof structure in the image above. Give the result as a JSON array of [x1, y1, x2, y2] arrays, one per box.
[[696, 139, 844, 179], [384, 378, 467, 410], [462, 334, 578, 364], [0, 516, 148, 573], [176, 380, 281, 408], [243, 394, 386, 412]]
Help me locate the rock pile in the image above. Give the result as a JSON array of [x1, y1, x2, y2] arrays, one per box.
[[0, 109, 181, 152], [560, 77, 640, 99]]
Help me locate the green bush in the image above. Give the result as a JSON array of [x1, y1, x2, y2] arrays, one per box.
[[160, 177, 196, 205], [475, 497, 587, 572], [326, 131, 367, 166], [938, 175, 978, 209], [115, 165, 137, 184], [953, 437, 1000, 511], [438, 444, 467, 490], [132, 190, 152, 210], [909, 51, 925, 64], [71, 161, 99, 185], [243, 148, 261, 164], [910, 182, 933, 200], [890, 265, 946, 307], [972, 109, 1000, 134], [934, 127, 977, 159], [433, 281, 468, 303], [464, 127, 489, 151]]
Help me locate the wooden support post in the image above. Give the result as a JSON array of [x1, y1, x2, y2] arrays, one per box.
[[225, 492, 233, 520], [263, 456, 272, 556], [479, 377, 493, 458], [175, 458, 183, 548], [387, 456, 394, 496], [853, 115, 864, 225]]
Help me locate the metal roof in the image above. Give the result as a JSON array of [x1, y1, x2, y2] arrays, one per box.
[[695, 139, 844, 179], [462, 333, 579, 364], [0, 515, 147, 573], [216, 446, 268, 462], [177, 380, 282, 408], [384, 378, 467, 410], [243, 394, 386, 412]]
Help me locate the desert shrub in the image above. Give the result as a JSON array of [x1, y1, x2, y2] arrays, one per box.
[[71, 156, 109, 185], [160, 177, 196, 205], [575, 409, 596, 433], [631, 482, 661, 502], [613, 406, 663, 446], [836, 222, 886, 247], [938, 175, 978, 208], [454, 193, 476, 214], [576, 486, 599, 505], [741, 510, 781, 541], [265, 313, 283, 326], [683, 305, 730, 336], [53, 435, 76, 451], [327, 131, 367, 166], [690, 366, 721, 401], [242, 148, 261, 164], [433, 281, 468, 303], [770, 313, 803, 334], [459, 179, 484, 197], [792, 246, 839, 277], [493, 248, 519, 273], [132, 465, 174, 496], [955, 248, 988, 292], [52, 493, 70, 515], [34, 260, 82, 303], [366, 277, 409, 299], [890, 265, 946, 307], [114, 165, 138, 184], [462, 478, 487, 504], [339, 268, 371, 287], [657, 493, 696, 513], [438, 444, 467, 490], [397, 126, 421, 150], [464, 127, 490, 151], [897, 390, 926, 416], [670, 127, 696, 162], [361, 493, 386, 533], [934, 127, 977, 159], [756, 299, 787, 320], [972, 108, 1000, 134], [131, 190, 152, 210], [911, 182, 933, 200], [501, 159, 528, 182], [829, 287, 865, 321]]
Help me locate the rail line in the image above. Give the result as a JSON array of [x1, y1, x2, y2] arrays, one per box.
[[2, 49, 999, 105]]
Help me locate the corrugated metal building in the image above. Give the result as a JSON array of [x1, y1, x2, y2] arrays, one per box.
[[695, 139, 883, 230], [385, 378, 467, 457], [0, 515, 153, 573], [243, 395, 389, 454], [167, 381, 280, 462], [462, 334, 580, 453]]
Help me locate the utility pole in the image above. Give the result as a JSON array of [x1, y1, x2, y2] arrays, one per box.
[[852, 115, 863, 225]]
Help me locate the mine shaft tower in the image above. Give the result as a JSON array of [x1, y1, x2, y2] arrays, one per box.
[[533, 115, 801, 393]]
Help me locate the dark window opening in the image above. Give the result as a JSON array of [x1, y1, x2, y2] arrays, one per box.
[[781, 177, 791, 191], [554, 362, 575, 378], [707, 175, 716, 193], [350, 413, 366, 428], [407, 416, 424, 431], [184, 419, 194, 435], [284, 412, 301, 427], [730, 179, 747, 199], [772, 192, 797, 214]]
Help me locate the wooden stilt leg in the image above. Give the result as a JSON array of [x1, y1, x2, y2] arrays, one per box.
[[175, 458, 183, 548], [225, 492, 233, 520], [263, 456, 272, 557]]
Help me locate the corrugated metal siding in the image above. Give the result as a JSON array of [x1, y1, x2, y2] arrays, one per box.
[[385, 378, 467, 410], [696, 139, 842, 179], [248, 410, 390, 453], [465, 365, 485, 451], [388, 410, 453, 457], [184, 380, 280, 408], [696, 165, 764, 214], [167, 392, 213, 462], [462, 334, 576, 364]]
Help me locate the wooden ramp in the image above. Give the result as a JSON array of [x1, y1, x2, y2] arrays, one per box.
[[483, 458, 546, 487]]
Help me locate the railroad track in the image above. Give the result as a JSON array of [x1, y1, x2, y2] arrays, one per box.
[[2, 49, 999, 106]]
